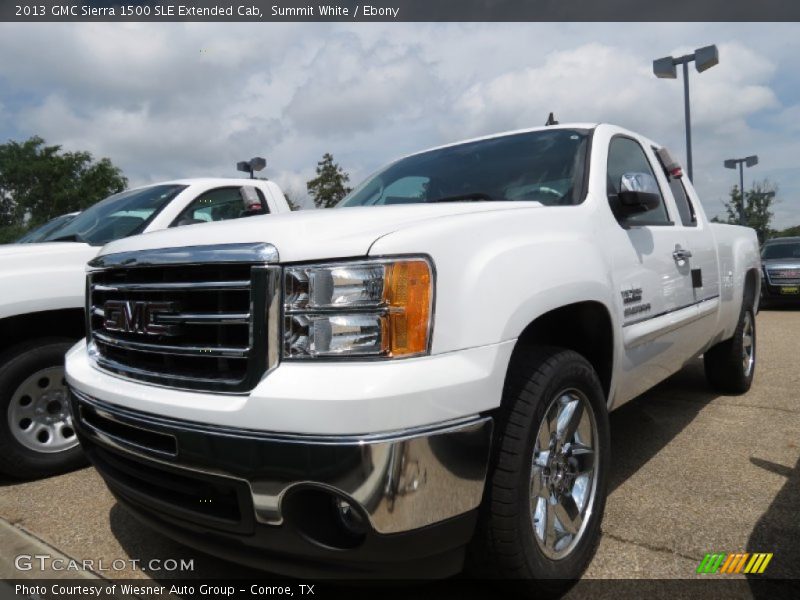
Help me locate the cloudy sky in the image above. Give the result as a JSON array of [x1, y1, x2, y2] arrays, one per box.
[[1, 22, 799, 226]]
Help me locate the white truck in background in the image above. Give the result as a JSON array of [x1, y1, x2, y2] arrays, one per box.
[[66, 124, 760, 583], [0, 179, 291, 478]]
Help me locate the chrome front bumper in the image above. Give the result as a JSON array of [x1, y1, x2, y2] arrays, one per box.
[[70, 388, 492, 536]]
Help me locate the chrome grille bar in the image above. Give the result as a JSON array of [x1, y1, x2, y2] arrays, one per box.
[[93, 331, 250, 359], [93, 281, 251, 292], [93, 354, 244, 387], [91, 306, 250, 325]]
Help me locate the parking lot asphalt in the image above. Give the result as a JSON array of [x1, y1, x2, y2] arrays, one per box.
[[0, 309, 798, 585]]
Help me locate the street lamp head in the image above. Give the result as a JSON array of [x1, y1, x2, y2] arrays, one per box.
[[694, 45, 719, 73], [724, 159, 738, 169], [237, 157, 267, 177], [745, 155, 759, 168], [653, 56, 677, 79], [249, 157, 267, 172]]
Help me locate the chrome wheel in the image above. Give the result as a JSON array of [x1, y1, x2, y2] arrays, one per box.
[[742, 311, 755, 378], [530, 388, 599, 560], [7, 366, 77, 453]]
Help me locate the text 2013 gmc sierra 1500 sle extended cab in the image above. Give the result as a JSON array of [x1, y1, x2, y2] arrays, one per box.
[[66, 124, 760, 581], [0, 179, 290, 478]]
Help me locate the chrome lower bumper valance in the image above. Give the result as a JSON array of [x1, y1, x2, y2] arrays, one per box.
[[70, 388, 492, 535]]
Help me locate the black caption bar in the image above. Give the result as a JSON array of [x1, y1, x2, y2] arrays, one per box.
[[3, 578, 798, 599], [2, 0, 800, 22]]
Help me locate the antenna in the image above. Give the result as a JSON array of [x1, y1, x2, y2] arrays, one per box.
[[545, 112, 559, 126]]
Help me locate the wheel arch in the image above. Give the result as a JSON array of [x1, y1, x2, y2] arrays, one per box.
[[508, 301, 615, 400], [744, 267, 759, 312], [0, 309, 85, 362]]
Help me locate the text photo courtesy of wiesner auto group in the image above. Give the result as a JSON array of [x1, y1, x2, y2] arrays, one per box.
[[1, 1, 800, 599]]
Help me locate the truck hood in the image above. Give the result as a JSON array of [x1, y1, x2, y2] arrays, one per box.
[[0, 241, 98, 268], [97, 202, 543, 262], [0, 242, 100, 318]]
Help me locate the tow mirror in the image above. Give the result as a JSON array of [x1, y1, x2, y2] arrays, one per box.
[[618, 172, 661, 214]]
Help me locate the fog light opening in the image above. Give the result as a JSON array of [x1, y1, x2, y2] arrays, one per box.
[[283, 488, 369, 550], [333, 497, 368, 537]]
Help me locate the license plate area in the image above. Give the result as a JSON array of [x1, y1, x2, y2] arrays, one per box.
[[779, 286, 800, 295]]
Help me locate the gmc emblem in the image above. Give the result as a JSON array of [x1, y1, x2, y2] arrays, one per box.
[[103, 300, 181, 336]]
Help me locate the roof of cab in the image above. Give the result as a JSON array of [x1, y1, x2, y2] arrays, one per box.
[[765, 236, 800, 244], [409, 122, 600, 157], [125, 177, 275, 192]]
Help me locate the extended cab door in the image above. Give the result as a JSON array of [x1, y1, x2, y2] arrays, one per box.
[[604, 135, 698, 402], [654, 150, 721, 354], [653, 149, 720, 307]]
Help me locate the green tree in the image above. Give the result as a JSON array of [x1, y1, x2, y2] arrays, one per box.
[[776, 224, 800, 238], [720, 179, 777, 244], [306, 153, 352, 209], [0, 136, 127, 235]]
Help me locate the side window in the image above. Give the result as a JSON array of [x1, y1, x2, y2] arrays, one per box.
[[173, 187, 267, 227], [607, 137, 670, 225], [668, 178, 697, 227]]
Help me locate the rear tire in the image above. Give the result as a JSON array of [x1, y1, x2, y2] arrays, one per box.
[[704, 306, 756, 394], [0, 339, 86, 479], [471, 347, 610, 589]]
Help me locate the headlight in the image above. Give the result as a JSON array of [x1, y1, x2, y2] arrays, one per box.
[[283, 258, 433, 359]]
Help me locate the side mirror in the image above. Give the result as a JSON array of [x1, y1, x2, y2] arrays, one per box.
[[240, 186, 265, 214], [617, 172, 661, 215]]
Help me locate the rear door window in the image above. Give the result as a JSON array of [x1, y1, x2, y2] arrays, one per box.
[[669, 178, 697, 227]]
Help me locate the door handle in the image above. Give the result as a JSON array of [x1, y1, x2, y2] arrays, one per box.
[[673, 248, 693, 261]]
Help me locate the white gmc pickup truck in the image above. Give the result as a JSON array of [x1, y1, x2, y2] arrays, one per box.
[[66, 124, 760, 582], [0, 178, 290, 478]]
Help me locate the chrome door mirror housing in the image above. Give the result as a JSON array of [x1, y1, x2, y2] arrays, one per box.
[[618, 172, 661, 214]]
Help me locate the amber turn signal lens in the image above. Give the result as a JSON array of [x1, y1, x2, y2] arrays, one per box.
[[384, 259, 432, 356]]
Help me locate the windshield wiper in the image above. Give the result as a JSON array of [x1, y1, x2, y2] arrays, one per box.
[[47, 233, 86, 243], [427, 192, 496, 203]]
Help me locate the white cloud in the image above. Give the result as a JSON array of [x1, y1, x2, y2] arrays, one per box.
[[284, 33, 441, 136], [1, 23, 799, 228], [450, 41, 777, 141]]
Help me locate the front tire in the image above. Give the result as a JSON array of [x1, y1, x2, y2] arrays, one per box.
[[0, 339, 86, 479], [704, 306, 756, 394], [472, 347, 610, 586]]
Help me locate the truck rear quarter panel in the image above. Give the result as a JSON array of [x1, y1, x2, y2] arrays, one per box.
[[709, 222, 761, 341]]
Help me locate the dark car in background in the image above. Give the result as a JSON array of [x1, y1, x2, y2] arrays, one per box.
[[761, 237, 800, 307]]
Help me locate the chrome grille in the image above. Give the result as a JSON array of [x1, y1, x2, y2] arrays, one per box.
[[767, 268, 800, 286], [86, 243, 280, 393]]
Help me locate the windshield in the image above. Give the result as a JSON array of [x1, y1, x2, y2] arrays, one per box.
[[338, 128, 590, 208], [16, 213, 77, 243], [763, 242, 800, 260], [43, 184, 186, 245]]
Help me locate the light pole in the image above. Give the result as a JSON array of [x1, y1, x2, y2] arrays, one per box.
[[653, 45, 719, 182], [724, 155, 759, 226]]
